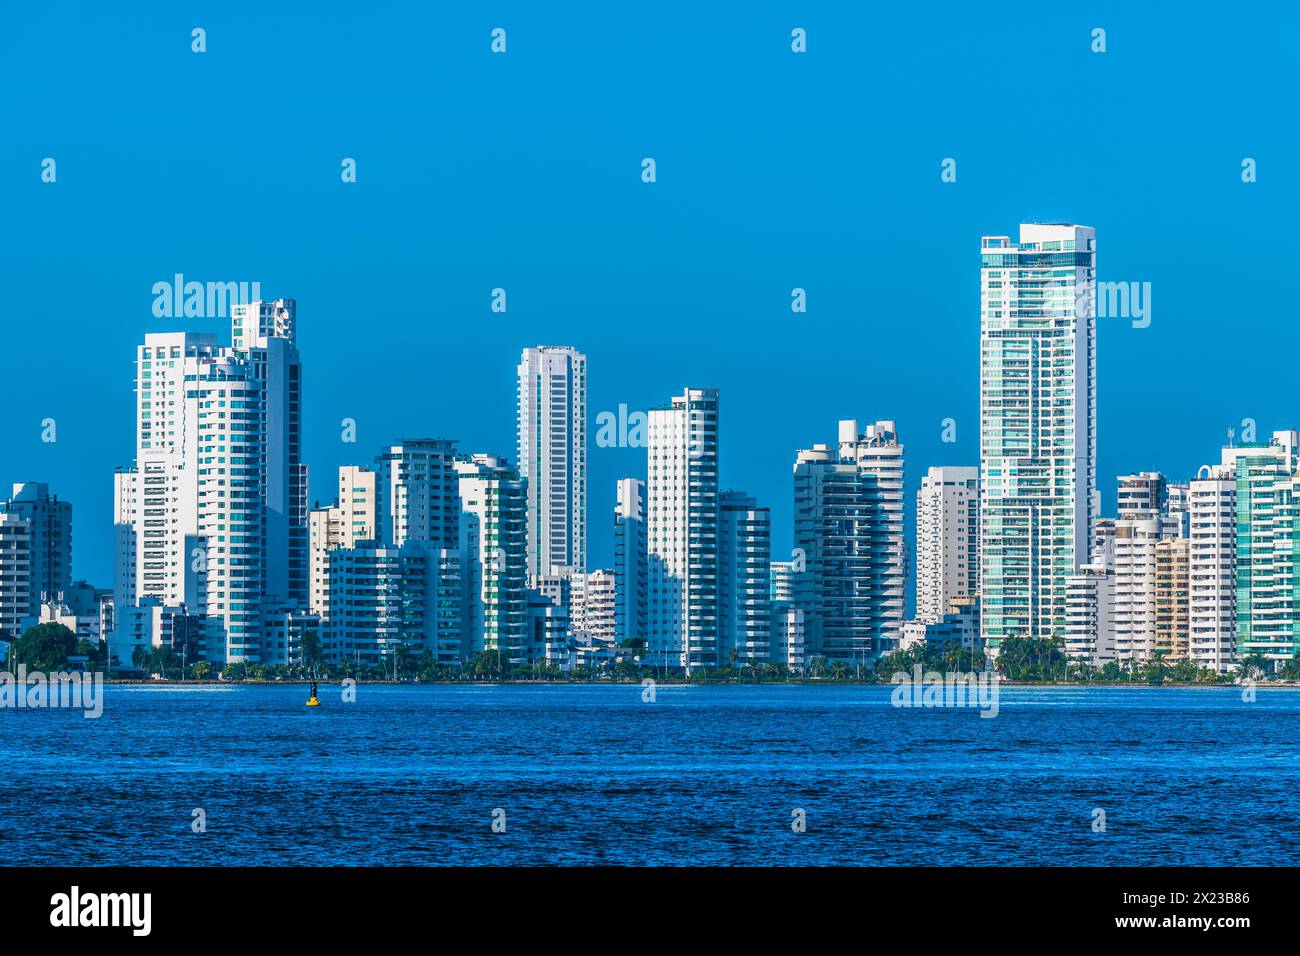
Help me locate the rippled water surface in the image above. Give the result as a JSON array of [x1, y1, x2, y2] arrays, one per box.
[[3, 683, 1297, 865]]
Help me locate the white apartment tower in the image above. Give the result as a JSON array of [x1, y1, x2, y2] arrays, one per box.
[[915, 466, 979, 624], [118, 302, 305, 664], [838, 420, 906, 647], [646, 387, 720, 670], [455, 454, 529, 664], [517, 346, 587, 582], [375, 439, 459, 550], [1188, 463, 1238, 672], [980, 224, 1097, 647], [1065, 560, 1115, 666], [308, 465, 377, 618], [231, 300, 308, 608], [0, 513, 32, 639], [1111, 517, 1161, 665], [0, 483, 72, 627]]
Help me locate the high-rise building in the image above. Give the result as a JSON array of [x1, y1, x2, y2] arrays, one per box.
[[0, 512, 32, 640], [375, 439, 459, 550], [1117, 472, 1166, 521], [1154, 537, 1190, 662], [456, 454, 529, 665], [613, 477, 647, 646], [915, 466, 979, 624], [232, 300, 308, 608], [769, 560, 797, 604], [646, 387, 719, 670], [1065, 560, 1114, 666], [1186, 433, 1300, 673], [1163, 484, 1191, 539], [1111, 518, 1160, 665], [980, 224, 1097, 647], [1233, 431, 1300, 666], [325, 543, 462, 666], [838, 420, 906, 646], [572, 569, 616, 649], [517, 346, 587, 582], [792, 444, 876, 663], [308, 466, 377, 619], [112, 468, 138, 611], [1189, 463, 1238, 673], [768, 560, 804, 671], [0, 482, 72, 629], [717, 491, 771, 665], [118, 301, 306, 665], [524, 589, 570, 669], [122, 331, 220, 612]]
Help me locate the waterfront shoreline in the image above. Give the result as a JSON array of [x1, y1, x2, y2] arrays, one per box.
[[95, 677, 1300, 689]]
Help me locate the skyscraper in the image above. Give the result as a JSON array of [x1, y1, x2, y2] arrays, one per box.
[[768, 560, 805, 671], [646, 387, 719, 670], [980, 224, 1097, 647], [838, 420, 906, 647], [717, 491, 771, 665], [120, 331, 220, 612], [1111, 517, 1160, 665], [0, 482, 72, 624], [308, 465, 377, 619], [1233, 431, 1300, 666], [1186, 433, 1299, 673], [792, 444, 878, 663], [1189, 463, 1238, 673], [325, 542, 462, 666], [375, 439, 459, 550], [1154, 537, 1190, 662], [517, 346, 587, 582], [117, 301, 306, 664], [1065, 560, 1114, 666], [613, 477, 646, 645], [455, 454, 529, 665], [915, 466, 979, 624], [232, 300, 308, 608], [0, 512, 32, 640]]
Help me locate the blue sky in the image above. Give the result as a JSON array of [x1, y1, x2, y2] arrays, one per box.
[[1, 2, 1296, 590]]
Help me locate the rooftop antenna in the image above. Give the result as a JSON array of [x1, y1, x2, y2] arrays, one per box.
[[1227, 426, 1236, 448]]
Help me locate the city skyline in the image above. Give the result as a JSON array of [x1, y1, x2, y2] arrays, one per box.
[[5, 256, 1298, 652], [5, 8, 1293, 595], [6, 216, 1300, 670]]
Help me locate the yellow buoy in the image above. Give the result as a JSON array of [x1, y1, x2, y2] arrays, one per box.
[[306, 680, 321, 707]]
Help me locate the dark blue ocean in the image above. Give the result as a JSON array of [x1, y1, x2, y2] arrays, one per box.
[[3, 683, 1297, 866]]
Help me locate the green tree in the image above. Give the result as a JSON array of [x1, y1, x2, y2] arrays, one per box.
[[1237, 651, 1270, 682], [1280, 652, 1300, 681], [301, 629, 324, 678], [995, 636, 1070, 682], [11, 623, 78, 671]]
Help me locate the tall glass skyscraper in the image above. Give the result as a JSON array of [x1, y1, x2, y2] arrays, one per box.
[[979, 224, 1097, 647], [117, 300, 306, 664], [646, 387, 719, 670], [516, 346, 587, 582]]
